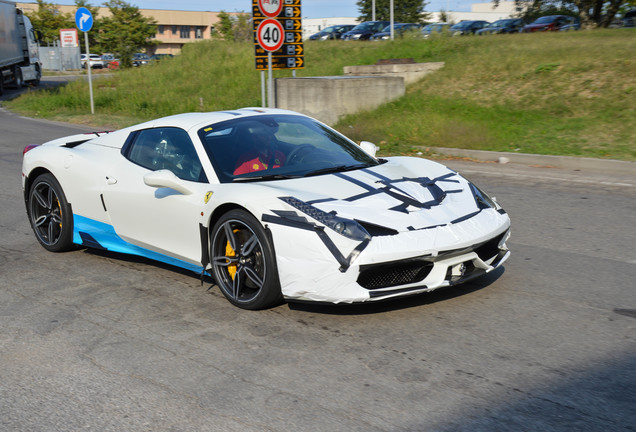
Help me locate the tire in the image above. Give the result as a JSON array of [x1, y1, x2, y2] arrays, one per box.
[[12, 66, 23, 88], [28, 173, 74, 252], [210, 209, 283, 310]]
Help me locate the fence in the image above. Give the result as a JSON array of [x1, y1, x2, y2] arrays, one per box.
[[39, 43, 81, 71]]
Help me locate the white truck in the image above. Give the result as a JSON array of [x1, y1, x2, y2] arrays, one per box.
[[0, 0, 41, 95]]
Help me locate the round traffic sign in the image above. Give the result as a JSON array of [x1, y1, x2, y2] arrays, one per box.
[[257, 0, 283, 18], [257, 19, 284, 52], [75, 7, 93, 32]]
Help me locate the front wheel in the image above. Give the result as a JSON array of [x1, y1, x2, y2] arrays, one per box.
[[210, 209, 283, 310], [28, 173, 74, 252]]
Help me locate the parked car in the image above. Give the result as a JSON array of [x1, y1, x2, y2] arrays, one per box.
[[449, 20, 490, 35], [308, 24, 355, 40], [341, 21, 390, 40], [521, 15, 575, 32], [21, 108, 511, 310], [624, 9, 636, 27], [370, 23, 422, 40], [101, 53, 119, 69], [81, 54, 104, 69], [476, 18, 524, 35], [421, 23, 449, 38], [132, 53, 150, 66], [150, 54, 174, 61]]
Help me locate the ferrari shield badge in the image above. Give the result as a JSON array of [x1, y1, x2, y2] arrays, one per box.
[[204, 191, 213, 204]]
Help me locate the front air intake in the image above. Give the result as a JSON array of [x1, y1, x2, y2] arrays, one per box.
[[357, 258, 434, 289]]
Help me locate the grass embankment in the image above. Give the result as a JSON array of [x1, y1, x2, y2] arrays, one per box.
[[5, 29, 636, 160]]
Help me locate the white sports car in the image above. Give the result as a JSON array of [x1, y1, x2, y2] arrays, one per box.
[[22, 108, 511, 309]]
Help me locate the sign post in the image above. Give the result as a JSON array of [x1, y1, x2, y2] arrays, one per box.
[[256, 17, 284, 108], [253, 0, 303, 107], [75, 7, 94, 114]]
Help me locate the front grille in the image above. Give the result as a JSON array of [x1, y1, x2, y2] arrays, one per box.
[[357, 258, 433, 289]]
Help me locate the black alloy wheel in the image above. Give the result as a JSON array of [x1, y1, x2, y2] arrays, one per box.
[[28, 173, 74, 252], [210, 209, 283, 310]]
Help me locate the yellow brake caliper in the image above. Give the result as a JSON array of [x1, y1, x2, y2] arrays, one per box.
[[225, 229, 239, 280], [57, 197, 62, 228]]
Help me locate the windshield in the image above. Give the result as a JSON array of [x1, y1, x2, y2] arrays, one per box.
[[353, 22, 384, 31], [198, 115, 380, 183], [451, 21, 471, 29], [534, 16, 557, 24]]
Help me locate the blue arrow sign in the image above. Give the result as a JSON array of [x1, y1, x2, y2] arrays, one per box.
[[75, 7, 93, 32]]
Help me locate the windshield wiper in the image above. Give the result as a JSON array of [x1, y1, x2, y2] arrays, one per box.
[[233, 173, 300, 182], [303, 164, 371, 178]]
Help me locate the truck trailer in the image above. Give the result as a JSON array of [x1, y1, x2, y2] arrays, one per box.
[[0, 0, 41, 94]]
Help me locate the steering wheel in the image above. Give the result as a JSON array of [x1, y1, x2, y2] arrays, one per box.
[[286, 144, 315, 165]]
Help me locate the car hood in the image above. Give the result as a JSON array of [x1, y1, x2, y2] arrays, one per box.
[[248, 157, 499, 233]]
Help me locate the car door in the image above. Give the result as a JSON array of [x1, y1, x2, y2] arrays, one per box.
[[101, 127, 211, 265]]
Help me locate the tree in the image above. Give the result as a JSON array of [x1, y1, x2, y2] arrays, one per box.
[[214, 11, 252, 42], [97, 0, 156, 68], [497, 0, 630, 28], [215, 11, 235, 41], [356, 0, 431, 23], [25, 0, 74, 45]]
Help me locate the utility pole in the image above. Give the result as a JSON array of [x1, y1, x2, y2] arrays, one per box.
[[390, 0, 394, 40]]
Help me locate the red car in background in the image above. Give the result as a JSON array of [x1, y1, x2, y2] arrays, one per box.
[[521, 15, 575, 32]]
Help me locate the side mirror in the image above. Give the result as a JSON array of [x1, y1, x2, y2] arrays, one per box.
[[143, 169, 193, 195], [359, 141, 379, 158]]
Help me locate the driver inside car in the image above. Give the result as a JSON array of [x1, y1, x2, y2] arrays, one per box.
[[233, 123, 286, 175]]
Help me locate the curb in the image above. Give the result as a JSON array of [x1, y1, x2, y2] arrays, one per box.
[[429, 147, 636, 176]]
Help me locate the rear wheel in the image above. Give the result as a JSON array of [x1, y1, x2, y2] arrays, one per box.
[[28, 173, 74, 252], [12, 66, 23, 88], [210, 209, 283, 310]]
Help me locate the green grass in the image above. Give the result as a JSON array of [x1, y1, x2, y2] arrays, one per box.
[[5, 29, 636, 160]]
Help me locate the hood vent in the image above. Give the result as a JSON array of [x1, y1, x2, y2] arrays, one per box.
[[355, 220, 399, 237]]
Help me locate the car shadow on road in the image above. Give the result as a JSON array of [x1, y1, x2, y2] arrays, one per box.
[[80, 247, 504, 315]]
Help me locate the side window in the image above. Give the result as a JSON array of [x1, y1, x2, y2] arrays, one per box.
[[125, 127, 207, 183]]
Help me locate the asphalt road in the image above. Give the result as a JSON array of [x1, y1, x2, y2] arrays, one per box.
[[1, 108, 635, 432]]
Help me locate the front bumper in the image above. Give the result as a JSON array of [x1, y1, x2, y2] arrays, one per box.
[[270, 209, 511, 304]]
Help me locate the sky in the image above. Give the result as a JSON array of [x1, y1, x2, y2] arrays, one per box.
[[48, 0, 473, 17]]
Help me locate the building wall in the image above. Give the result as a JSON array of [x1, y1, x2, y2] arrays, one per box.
[[428, 1, 527, 23]]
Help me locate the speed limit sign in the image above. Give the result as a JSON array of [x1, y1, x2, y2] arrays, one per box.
[[257, 18, 284, 52]]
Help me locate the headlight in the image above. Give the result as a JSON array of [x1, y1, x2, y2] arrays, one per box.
[[469, 183, 499, 210], [280, 196, 371, 241], [325, 215, 370, 241]]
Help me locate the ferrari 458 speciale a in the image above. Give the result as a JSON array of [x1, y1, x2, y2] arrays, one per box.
[[22, 108, 510, 309]]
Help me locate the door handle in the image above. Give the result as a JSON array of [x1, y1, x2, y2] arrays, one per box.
[[106, 176, 117, 185]]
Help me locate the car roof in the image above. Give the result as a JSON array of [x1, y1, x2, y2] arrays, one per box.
[[88, 108, 304, 148]]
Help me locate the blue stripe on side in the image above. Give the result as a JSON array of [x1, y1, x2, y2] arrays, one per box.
[[72, 214, 203, 274]]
